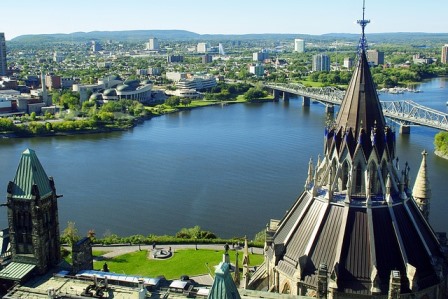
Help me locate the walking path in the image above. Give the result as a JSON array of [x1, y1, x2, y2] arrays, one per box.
[[92, 243, 264, 259]]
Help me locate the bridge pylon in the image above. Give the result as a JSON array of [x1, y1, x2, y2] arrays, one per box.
[[302, 96, 310, 107], [399, 125, 410, 134], [326, 105, 334, 114]]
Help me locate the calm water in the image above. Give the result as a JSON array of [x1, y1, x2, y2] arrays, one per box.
[[0, 78, 447, 239]]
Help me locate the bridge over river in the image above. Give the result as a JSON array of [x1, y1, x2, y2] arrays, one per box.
[[265, 83, 448, 134]]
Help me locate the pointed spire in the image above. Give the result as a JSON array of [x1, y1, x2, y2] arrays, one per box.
[[234, 251, 240, 286], [305, 158, 314, 189], [412, 150, 431, 220]]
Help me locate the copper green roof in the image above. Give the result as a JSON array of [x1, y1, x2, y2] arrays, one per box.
[[208, 262, 241, 299], [0, 262, 35, 281], [11, 148, 53, 199]]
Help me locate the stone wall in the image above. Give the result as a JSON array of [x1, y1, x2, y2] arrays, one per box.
[[72, 237, 93, 274]]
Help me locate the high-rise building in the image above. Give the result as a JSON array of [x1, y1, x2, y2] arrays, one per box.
[[294, 38, 305, 52], [343, 57, 354, 69], [250, 9, 448, 298], [147, 37, 159, 51], [218, 43, 226, 55], [249, 63, 264, 77], [197, 42, 210, 53], [312, 54, 330, 71], [0, 32, 7, 76], [441, 44, 448, 64], [367, 49, 384, 66], [91, 40, 102, 52], [253, 50, 269, 62]]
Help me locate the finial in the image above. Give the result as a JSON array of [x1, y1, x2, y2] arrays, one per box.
[[357, 0, 370, 52]]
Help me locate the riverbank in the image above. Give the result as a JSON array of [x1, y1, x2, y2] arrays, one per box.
[[0, 98, 260, 139], [435, 150, 448, 160]]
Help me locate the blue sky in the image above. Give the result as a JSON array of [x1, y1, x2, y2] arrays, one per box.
[[1, 0, 447, 40]]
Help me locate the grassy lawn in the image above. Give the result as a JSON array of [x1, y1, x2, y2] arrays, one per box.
[[93, 249, 263, 279]]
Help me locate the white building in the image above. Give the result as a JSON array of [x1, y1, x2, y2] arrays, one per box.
[[294, 38, 305, 52], [166, 72, 187, 82], [343, 57, 354, 69], [249, 64, 264, 77], [197, 42, 210, 53], [146, 37, 159, 51], [53, 52, 65, 63], [176, 75, 217, 91]]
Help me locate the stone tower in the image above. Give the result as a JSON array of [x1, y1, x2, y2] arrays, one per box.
[[6, 149, 61, 274]]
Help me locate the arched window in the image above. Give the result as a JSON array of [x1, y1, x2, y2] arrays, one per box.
[[381, 161, 388, 184], [281, 281, 291, 294], [341, 160, 349, 191], [355, 162, 363, 194], [369, 162, 380, 194]]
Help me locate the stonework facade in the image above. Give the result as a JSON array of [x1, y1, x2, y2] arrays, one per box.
[[6, 149, 61, 274]]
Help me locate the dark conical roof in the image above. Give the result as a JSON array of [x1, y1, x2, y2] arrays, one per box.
[[336, 49, 386, 140]]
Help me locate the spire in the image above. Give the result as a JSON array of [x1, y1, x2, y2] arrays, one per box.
[[335, 50, 386, 141], [334, 0, 387, 151], [357, 0, 370, 53], [8, 148, 53, 200], [412, 150, 431, 220]]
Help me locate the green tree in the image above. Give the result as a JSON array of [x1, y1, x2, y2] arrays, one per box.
[[62, 221, 80, 247], [165, 96, 181, 107]]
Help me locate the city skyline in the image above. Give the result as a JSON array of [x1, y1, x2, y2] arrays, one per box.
[[1, 0, 448, 40]]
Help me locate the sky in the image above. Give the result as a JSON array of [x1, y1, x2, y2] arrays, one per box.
[[1, 0, 448, 40]]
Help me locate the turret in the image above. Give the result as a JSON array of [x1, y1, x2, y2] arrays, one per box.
[[412, 150, 431, 220]]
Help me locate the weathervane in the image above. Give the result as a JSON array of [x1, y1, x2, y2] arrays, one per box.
[[357, 0, 370, 52]]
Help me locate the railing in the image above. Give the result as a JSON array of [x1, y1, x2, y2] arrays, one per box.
[[265, 83, 448, 131]]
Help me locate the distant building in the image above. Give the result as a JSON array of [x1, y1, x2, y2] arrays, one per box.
[[202, 54, 213, 64], [312, 54, 330, 71], [0, 32, 6, 76], [253, 50, 269, 62], [176, 75, 217, 91], [167, 55, 184, 63], [441, 44, 448, 64], [197, 42, 210, 53], [136, 69, 148, 76], [97, 61, 111, 68], [294, 38, 305, 52], [45, 74, 61, 90], [413, 54, 435, 64], [148, 67, 161, 76], [249, 63, 264, 77], [343, 57, 354, 69], [91, 40, 102, 52], [53, 52, 65, 63], [367, 49, 384, 66], [146, 37, 159, 51], [166, 72, 187, 82]]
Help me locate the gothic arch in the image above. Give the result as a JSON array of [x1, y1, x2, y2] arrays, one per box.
[[368, 161, 380, 194], [281, 281, 291, 294]]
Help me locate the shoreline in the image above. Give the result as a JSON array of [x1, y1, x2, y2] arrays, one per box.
[[435, 150, 448, 160], [0, 98, 264, 139]]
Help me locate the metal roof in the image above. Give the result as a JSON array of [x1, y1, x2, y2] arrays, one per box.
[[0, 262, 35, 281], [10, 148, 53, 199]]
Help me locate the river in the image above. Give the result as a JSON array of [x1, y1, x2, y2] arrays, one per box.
[[0, 78, 447, 239]]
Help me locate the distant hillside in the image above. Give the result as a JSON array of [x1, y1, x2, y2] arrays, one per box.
[[9, 30, 448, 44], [10, 30, 201, 43]]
